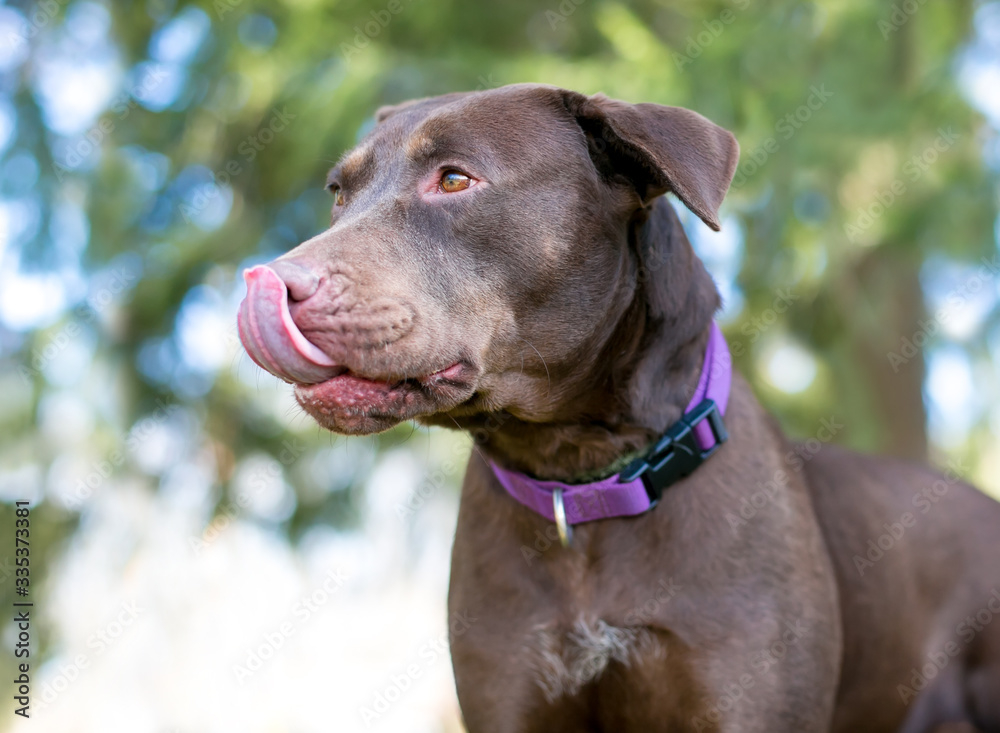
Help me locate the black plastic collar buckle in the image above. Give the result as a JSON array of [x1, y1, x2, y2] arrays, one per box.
[[619, 399, 728, 507]]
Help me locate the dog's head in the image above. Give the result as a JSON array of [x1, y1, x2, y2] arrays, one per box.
[[238, 84, 738, 436]]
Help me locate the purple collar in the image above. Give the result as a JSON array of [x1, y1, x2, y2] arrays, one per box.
[[490, 323, 731, 539]]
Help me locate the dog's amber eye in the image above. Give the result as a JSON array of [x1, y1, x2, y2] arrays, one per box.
[[440, 170, 472, 193], [329, 185, 345, 206]]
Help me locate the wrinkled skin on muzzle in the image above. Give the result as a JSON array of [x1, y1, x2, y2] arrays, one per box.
[[236, 84, 737, 442]]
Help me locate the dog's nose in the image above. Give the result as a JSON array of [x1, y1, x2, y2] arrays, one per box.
[[270, 258, 321, 302]]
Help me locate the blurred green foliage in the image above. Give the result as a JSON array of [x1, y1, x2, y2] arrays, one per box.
[[2, 0, 999, 708]]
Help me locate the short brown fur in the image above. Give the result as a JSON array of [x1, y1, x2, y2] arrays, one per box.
[[254, 84, 1000, 732]]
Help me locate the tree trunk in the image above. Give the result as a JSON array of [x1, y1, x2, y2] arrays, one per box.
[[851, 250, 928, 462]]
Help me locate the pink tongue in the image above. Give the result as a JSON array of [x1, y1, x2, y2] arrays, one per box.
[[237, 265, 342, 385]]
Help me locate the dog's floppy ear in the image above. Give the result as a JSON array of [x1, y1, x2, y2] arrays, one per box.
[[563, 91, 739, 231]]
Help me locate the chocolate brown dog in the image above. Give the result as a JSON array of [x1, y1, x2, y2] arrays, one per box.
[[237, 84, 1000, 732]]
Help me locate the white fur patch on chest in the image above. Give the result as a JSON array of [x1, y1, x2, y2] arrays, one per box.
[[528, 618, 660, 702]]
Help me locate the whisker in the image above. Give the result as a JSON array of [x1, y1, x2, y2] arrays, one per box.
[[518, 337, 551, 395], [446, 414, 492, 467], [402, 421, 417, 445]]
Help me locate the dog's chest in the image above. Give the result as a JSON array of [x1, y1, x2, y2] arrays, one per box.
[[526, 616, 663, 702]]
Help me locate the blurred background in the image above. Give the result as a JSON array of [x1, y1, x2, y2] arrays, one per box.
[[0, 0, 998, 730]]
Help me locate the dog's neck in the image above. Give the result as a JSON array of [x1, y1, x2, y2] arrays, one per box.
[[458, 198, 720, 482]]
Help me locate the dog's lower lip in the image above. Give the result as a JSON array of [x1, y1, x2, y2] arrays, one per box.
[[295, 361, 466, 389], [291, 360, 473, 431]]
